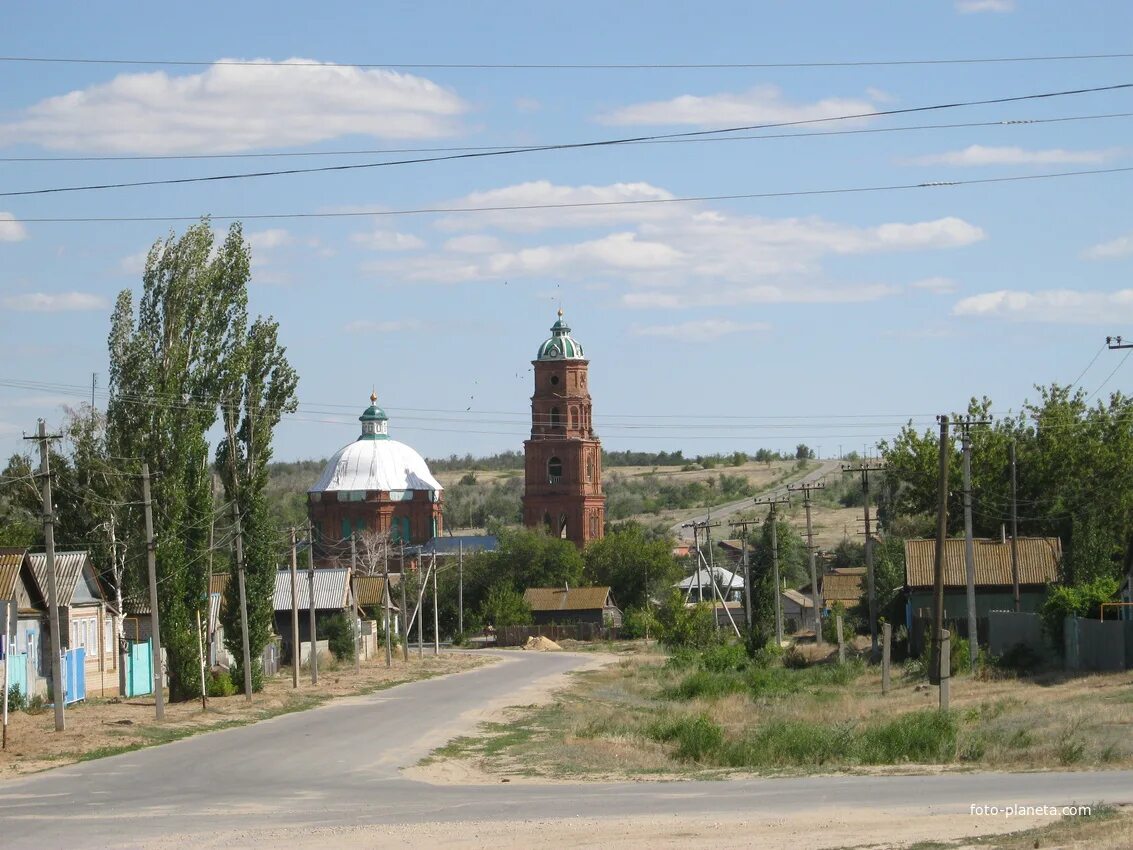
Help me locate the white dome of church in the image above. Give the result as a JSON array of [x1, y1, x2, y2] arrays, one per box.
[[308, 394, 443, 495]]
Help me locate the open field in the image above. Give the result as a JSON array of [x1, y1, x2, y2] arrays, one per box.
[[0, 651, 491, 778], [418, 643, 1133, 782]]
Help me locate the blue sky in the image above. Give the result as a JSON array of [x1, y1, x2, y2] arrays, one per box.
[[1, 1, 1131, 465]]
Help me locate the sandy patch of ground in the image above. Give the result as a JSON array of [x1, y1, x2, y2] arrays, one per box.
[[0, 651, 492, 779], [145, 808, 1113, 850]]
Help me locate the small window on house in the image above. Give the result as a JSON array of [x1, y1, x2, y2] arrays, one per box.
[[548, 456, 563, 482]]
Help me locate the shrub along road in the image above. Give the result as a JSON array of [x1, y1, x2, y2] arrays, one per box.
[[0, 649, 1129, 849]]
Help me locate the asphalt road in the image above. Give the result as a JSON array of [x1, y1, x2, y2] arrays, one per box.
[[1, 651, 1130, 849], [671, 459, 843, 541]]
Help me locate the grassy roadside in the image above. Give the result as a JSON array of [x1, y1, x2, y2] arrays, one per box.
[[901, 804, 1132, 849], [1, 651, 492, 777], [423, 643, 1133, 780]]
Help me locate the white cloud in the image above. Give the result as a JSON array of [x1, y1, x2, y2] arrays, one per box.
[[247, 228, 292, 251], [118, 250, 148, 275], [0, 59, 467, 154], [1084, 232, 1133, 260], [910, 276, 958, 294], [0, 212, 28, 242], [956, 0, 1015, 12], [632, 319, 770, 342], [435, 180, 678, 231], [514, 97, 541, 113], [599, 85, 879, 127], [351, 229, 426, 251], [363, 180, 984, 307], [344, 319, 425, 333], [3, 292, 108, 312], [910, 145, 1119, 167], [953, 289, 1133, 323]]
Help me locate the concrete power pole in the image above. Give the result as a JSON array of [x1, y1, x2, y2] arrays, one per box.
[[289, 527, 300, 688], [28, 421, 66, 731], [958, 416, 990, 668], [231, 501, 253, 702], [350, 534, 360, 674], [754, 495, 790, 646], [141, 463, 164, 721], [930, 416, 951, 687], [1010, 442, 1020, 613], [307, 520, 318, 685], [399, 542, 409, 662], [842, 461, 885, 658], [788, 481, 825, 645], [728, 519, 761, 630], [382, 546, 392, 667], [1105, 336, 1133, 608]]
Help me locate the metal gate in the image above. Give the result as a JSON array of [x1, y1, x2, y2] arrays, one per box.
[[125, 639, 153, 697], [6, 652, 28, 701], [61, 647, 86, 704]]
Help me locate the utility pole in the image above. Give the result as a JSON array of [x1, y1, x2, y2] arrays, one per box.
[[754, 494, 791, 646], [289, 527, 299, 688], [141, 462, 164, 721], [399, 542, 409, 662], [350, 534, 360, 674], [958, 416, 990, 668], [28, 421, 66, 730], [1105, 335, 1133, 610], [307, 520, 318, 684], [458, 539, 464, 637], [232, 501, 253, 702], [382, 546, 392, 667], [432, 554, 440, 656], [842, 460, 885, 658], [1010, 442, 1020, 613], [728, 519, 760, 629], [930, 416, 951, 687], [788, 481, 825, 645]]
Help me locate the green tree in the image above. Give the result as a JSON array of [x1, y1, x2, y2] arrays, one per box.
[[481, 584, 532, 628], [106, 220, 257, 702], [583, 521, 680, 610]]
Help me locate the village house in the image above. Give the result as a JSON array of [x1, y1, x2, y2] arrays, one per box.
[[523, 585, 622, 628]]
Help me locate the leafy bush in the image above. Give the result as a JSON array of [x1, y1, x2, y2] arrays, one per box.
[[856, 710, 957, 763], [481, 584, 532, 629], [782, 646, 811, 669], [324, 613, 357, 662], [648, 713, 724, 761], [822, 602, 855, 645], [620, 606, 659, 640], [700, 642, 749, 673], [208, 671, 238, 697], [1040, 577, 1119, 652], [665, 670, 748, 701], [655, 590, 718, 649], [6, 683, 26, 712]]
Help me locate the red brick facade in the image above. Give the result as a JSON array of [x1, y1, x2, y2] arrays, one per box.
[[308, 490, 442, 567], [522, 320, 605, 548]]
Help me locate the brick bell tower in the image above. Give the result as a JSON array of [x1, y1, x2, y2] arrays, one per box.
[[523, 309, 605, 548]]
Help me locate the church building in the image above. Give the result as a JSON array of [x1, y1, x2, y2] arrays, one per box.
[[307, 393, 444, 566], [522, 310, 605, 548]]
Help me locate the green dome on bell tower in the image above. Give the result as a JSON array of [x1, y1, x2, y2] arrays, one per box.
[[536, 309, 586, 361]]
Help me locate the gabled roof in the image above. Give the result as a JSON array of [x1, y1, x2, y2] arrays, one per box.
[[676, 566, 744, 590], [782, 588, 814, 608], [904, 537, 1061, 588], [354, 575, 397, 609], [27, 551, 103, 607], [822, 572, 863, 604], [0, 548, 28, 600], [523, 586, 614, 612], [273, 568, 351, 612]]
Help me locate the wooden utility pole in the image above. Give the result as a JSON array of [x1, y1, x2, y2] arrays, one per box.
[[141, 462, 164, 721], [881, 622, 892, 695], [350, 534, 360, 674], [788, 481, 825, 645], [958, 416, 990, 668], [231, 501, 253, 702], [432, 554, 440, 656], [458, 539, 464, 637], [930, 416, 951, 687], [1010, 442, 1020, 613], [754, 495, 790, 645], [195, 609, 208, 711], [289, 527, 299, 688], [382, 547, 392, 667], [728, 519, 761, 630], [842, 461, 884, 658], [307, 520, 318, 684], [28, 421, 67, 730], [3, 597, 15, 747], [399, 542, 409, 662], [1106, 336, 1133, 615]]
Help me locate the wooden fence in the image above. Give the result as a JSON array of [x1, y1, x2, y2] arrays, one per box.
[[497, 623, 620, 647]]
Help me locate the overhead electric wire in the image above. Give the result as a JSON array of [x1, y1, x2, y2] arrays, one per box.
[[2, 112, 1129, 163], [1, 52, 1130, 70], [1087, 349, 1133, 400], [1068, 341, 1108, 388], [11, 165, 1133, 224], [3, 82, 1129, 198]]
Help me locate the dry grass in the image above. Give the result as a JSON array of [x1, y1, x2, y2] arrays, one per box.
[[903, 805, 1133, 849], [0, 651, 491, 778], [425, 644, 1133, 781]]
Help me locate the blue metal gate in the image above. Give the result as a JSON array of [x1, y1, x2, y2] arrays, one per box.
[[61, 647, 86, 704], [125, 639, 153, 697], [6, 652, 28, 701]]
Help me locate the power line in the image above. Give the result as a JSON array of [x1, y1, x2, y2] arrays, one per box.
[[11, 165, 1133, 224], [1088, 349, 1133, 400], [4, 82, 1129, 198], [0, 52, 1130, 70], [2, 112, 1129, 164], [1068, 341, 1109, 388]]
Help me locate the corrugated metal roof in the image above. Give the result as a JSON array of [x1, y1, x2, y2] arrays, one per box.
[[354, 575, 394, 608], [28, 551, 91, 606], [904, 537, 1061, 588], [523, 586, 612, 612], [273, 568, 350, 612], [0, 548, 27, 599], [822, 572, 863, 603], [676, 566, 744, 590], [209, 574, 230, 598], [782, 588, 814, 608]]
